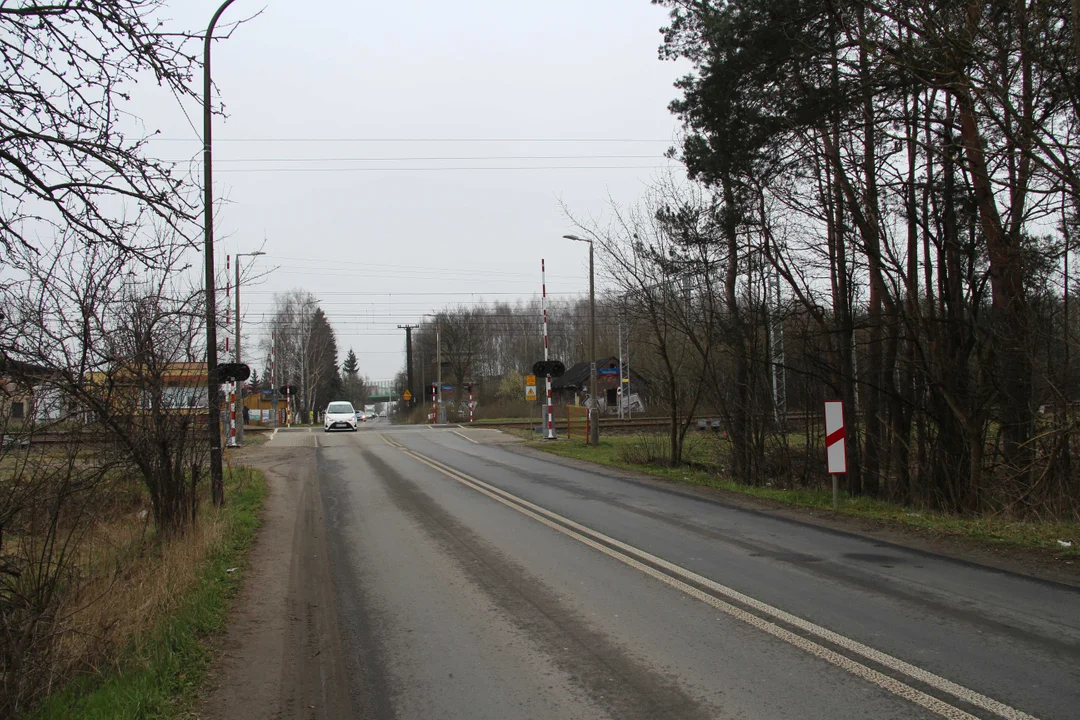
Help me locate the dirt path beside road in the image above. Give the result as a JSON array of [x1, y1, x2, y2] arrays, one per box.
[[198, 439, 352, 720]]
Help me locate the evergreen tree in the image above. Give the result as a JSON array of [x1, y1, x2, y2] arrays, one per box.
[[342, 348, 360, 378]]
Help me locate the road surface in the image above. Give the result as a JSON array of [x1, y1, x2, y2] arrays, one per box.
[[203, 423, 1080, 720]]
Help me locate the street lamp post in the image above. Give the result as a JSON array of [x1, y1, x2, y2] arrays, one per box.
[[203, 0, 240, 507], [234, 250, 264, 446], [563, 235, 599, 446]]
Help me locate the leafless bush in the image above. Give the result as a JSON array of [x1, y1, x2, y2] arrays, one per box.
[[0, 400, 123, 714]]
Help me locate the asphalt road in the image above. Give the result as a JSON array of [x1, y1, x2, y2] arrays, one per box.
[[255, 423, 1079, 720]]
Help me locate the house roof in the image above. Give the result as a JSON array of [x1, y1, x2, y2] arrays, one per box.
[[551, 357, 619, 391]]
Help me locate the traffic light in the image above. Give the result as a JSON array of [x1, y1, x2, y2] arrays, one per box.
[[466, 383, 473, 393]]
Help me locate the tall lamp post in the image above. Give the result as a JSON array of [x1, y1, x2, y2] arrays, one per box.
[[234, 250, 264, 445], [203, 0, 240, 507], [563, 235, 599, 446]]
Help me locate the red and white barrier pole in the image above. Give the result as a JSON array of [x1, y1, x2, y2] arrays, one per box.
[[270, 330, 276, 426], [225, 256, 237, 446], [432, 382, 437, 424], [469, 385, 474, 423], [228, 389, 237, 446], [542, 259, 555, 440]]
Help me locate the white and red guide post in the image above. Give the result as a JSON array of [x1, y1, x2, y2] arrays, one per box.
[[824, 399, 846, 510], [542, 259, 555, 440]]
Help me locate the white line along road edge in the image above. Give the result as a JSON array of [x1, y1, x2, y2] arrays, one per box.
[[378, 435, 1038, 720]]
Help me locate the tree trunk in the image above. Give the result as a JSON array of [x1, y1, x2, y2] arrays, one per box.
[[954, 79, 1033, 481]]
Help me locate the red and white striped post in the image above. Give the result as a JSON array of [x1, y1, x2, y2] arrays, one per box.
[[270, 330, 276, 426], [824, 399, 847, 511], [286, 386, 291, 427], [225, 255, 238, 447], [542, 259, 556, 440], [431, 382, 437, 424], [469, 384, 474, 423]]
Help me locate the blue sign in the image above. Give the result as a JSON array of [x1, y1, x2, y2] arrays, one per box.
[[442, 384, 454, 391], [597, 367, 620, 376]]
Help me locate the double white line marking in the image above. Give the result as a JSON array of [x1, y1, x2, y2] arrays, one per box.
[[379, 434, 1038, 720]]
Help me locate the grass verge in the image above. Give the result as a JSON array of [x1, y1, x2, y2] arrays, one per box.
[[530, 436, 1080, 560], [29, 467, 267, 720]]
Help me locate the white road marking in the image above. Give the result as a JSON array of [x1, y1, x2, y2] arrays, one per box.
[[388, 439, 1038, 720], [451, 430, 480, 444]]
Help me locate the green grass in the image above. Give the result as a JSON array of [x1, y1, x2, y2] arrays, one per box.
[[532, 435, 1080, 559], [30, 468, 267, 720]]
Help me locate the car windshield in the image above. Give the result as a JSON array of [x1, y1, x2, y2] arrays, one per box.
[[327, 402, 354, 414]]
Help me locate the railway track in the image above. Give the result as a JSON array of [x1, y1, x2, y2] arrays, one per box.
[[471, 411, 814, 432]]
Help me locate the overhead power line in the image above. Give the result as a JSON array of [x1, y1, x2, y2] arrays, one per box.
[[180, 154, 663, 163], [258, 256, 584, 279], [240, 290, 587, 297], [214, 165, 671, 173], [152, 137, 673, 143]]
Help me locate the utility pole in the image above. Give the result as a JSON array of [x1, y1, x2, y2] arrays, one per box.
[[398, 324, 419, 408], [564, 235, 598, 445], [618, 323, 624, 420], [436, 324, 443, 424], [203, 0, 240, 507]]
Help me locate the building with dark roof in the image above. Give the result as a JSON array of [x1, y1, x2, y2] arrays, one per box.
[[550, 356, 621, 409]]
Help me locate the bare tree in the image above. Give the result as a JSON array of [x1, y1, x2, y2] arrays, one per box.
[[3, 232, 209, 535], [0, 2, 210, 262], [263, 291, 340, 421], [571, 192, 711, 466]]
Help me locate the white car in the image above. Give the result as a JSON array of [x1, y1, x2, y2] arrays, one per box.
[[324, 401, 358, 432]]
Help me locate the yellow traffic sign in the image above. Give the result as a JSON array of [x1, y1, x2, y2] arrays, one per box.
[[403, 389, 413, 401], [526, 375, 536, 386], [525, 386, 537, 401]]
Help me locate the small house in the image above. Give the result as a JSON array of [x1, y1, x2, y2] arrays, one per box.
[[550, 357, 622, 410]]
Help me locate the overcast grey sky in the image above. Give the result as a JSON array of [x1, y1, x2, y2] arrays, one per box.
[[140, 1, 689, 379]]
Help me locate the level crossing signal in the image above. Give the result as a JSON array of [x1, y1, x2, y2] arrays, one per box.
[[217, 363, 250, 382], [532, 360, 565, 377]]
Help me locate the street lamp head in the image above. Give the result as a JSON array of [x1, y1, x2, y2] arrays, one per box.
[[563, 234, 591, 244]]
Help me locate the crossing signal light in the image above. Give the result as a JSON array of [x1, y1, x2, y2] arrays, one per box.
[[532, 360, 566, 377]]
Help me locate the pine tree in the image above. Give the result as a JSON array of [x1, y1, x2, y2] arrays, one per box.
[[342, 348, 359, 378]]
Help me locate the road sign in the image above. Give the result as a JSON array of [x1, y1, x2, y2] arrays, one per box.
[[525, 374, 536, 386], [403, 389, 412, 401], [617, 386, 623, 396], [824, 400, 847, 474], [525, 385, 537, 401], [598, 367, 619, 376]]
